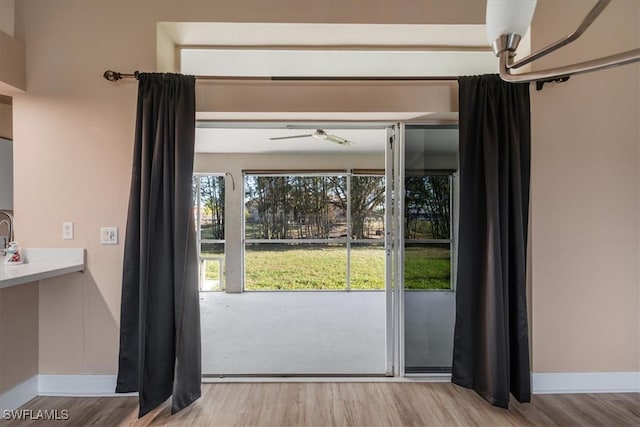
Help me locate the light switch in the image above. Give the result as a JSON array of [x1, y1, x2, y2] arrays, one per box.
[[63, 221, 74, 240], [100, 227, 118, 245]]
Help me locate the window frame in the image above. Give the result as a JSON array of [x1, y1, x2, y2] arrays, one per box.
[[194, 173, 226, 291]]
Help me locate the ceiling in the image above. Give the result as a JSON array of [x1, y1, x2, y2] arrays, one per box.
[[195, 127, 387, 153], [195, 125, 458, 155]]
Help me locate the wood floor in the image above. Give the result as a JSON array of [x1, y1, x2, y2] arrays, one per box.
[[2, 383, 638, 426]]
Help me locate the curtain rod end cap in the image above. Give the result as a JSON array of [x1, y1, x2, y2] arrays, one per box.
[[103, 70, 122, 81]]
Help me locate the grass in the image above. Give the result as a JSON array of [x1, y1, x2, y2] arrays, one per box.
[[350, 246, 386, 290], [245, 245, 348, 290], [233, 244, 451, 291], [404, 246, 451, 290]]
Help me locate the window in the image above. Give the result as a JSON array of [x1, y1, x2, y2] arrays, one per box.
[[404, 173, 453, 290], [193, 175, 225, 291], [243, 172, 385, 290]]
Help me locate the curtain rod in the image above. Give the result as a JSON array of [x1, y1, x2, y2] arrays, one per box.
[[103, 70, 459, 82]]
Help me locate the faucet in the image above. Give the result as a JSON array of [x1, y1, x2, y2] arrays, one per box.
[[0, 210, 14, 255]]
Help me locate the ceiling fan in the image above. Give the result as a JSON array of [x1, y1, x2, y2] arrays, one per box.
[[269, 129, 355, 146]]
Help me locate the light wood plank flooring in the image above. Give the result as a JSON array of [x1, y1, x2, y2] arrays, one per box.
[[1, 383, 638, 426]]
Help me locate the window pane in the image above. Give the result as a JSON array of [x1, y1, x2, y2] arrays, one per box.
[[404, 175, 451, 240], [244, 243, 347, 290], [404, 243, 451, 290], [200, 258, 223, 291], [244, 175, 346, 240], [201, 242, 224, 257], [194, 175, 225, 292], [198, 176, 225, 240], [350, 242, 385, 290], [200, 243, 225, 291], [350, 176, 385, 240]]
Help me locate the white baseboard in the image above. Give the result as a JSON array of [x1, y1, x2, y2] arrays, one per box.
[[38, 375, 137, 397], [532, 371, 640, 394], [0, 376, 38, 412], [3, 372, 638, 411]]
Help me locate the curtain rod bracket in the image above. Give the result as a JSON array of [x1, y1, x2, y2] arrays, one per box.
[[535, 76, 570, 91]]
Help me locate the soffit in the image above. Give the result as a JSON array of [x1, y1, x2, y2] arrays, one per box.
[[160, 22, 491, 48]]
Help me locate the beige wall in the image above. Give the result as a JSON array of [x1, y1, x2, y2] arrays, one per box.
[[530, 0, 639, 372], [0, 2, 32, 395], [8, 0, 639, 376], [0, 283, 38, 394]]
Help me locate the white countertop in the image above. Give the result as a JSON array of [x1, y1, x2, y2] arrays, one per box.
[[0, 248, 85, 289]]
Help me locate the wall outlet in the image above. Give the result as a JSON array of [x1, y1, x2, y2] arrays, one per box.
[[62, 221, 74, 240], [100, 227, 118, 245]]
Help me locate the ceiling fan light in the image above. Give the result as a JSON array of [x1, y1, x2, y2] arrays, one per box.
[[312, 129, 327, 139], [486, 0, 538, 54]]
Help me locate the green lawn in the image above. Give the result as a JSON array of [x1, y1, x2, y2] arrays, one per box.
[[228, 244, 451, 291], [244, 245, 348, 290], [404, 246, 451, 290]]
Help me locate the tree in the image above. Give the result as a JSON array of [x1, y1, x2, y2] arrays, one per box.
[[245, 174, 386, 241], [199, 176, 225, 239], [404, 175, 450, 239], [329, 176, 385, 239]]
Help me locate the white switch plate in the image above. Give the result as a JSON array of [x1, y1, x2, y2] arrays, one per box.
[[62, 221, 74, 240], [100, 227, 118, 245]]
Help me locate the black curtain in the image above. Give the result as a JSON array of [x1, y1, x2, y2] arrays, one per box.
[[116, 73, 201, 417], [452, 74, 531, 408]]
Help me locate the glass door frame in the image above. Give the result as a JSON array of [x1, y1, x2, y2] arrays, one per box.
[[393, 122, 460, 377], [390, 122, 405, 377], [385, 125, 395, 376]]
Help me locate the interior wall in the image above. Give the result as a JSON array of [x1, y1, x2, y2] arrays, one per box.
[[530, 0, 639, 373], [9, 0, 638, 377], [194, 82, 457, 114], [0, 282, 38, 395], [195, 152, 384, 292], [13, 0, 468, 375], [0, 0, 31, 395]]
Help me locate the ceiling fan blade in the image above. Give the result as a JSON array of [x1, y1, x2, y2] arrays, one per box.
[[269, 134, 313, 140], [325, 134, 355, 146]]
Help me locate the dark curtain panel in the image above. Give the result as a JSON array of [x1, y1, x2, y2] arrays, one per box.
[[116, 73, 201, 417], [452, 74, 531, 408]]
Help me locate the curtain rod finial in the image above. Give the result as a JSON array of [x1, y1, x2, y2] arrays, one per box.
[[103, 70, 122, 82]]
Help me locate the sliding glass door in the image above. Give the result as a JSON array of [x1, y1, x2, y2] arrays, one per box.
[[197, 123, 394, 376], [402, 125, 459, 373]]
